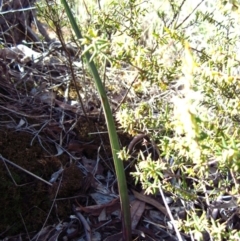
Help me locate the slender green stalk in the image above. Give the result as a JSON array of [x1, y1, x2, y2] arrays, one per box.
[[60, 1, 131, 240]]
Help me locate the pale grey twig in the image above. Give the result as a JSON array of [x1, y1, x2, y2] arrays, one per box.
[[30, 120, 50, 146], [19, 212, 31, 241], [34, 173, 63, 241], [0, 154, 52, 186], [159, 184, 183, 241], [0, 6, 36, 15], [1, 155, 29, 187], [73, 204, 92, 241]]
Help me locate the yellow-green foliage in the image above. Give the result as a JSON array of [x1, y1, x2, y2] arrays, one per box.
[[38, 0, 240, 239]]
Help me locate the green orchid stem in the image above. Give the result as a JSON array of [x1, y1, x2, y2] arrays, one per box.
[[60, 1, 132, 240]]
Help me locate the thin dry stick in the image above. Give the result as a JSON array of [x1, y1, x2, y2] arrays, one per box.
[[230, 168, 239, 189], [19, 212, 31, 241], [43, 0, 89, 121], [55, 28, 89, 121], [0, 105, 48, 118], [35, 174, 63, 241], [113, 73, 139, 113], [73, 204, 92, 241], [158, 184, 183, 241], [0, 155, 52, 186], [30, 120, 50, 146]]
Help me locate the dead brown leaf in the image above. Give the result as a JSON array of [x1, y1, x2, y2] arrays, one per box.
[[131, 189, 169, 218], [130, 199, 145, 229], [81, 156, 104, 175], [75, 197, 120, 216]]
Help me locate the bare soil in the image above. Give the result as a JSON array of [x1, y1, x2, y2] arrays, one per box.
[[0, 110, 133, 237]]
